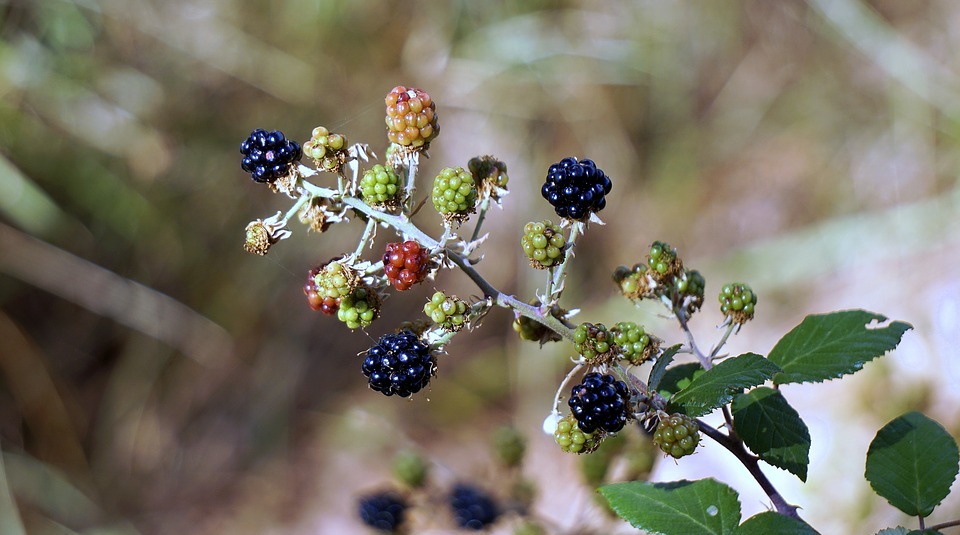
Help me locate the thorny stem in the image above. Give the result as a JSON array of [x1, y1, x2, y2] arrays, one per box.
[[547, 222, 581, 303], [470, 198, 490, 243], [927, 519, 960, 531], [710, 322, 737, 358], [403, 152, 419, 213], [353, 218, 377, 257], [676, 309, 711, 370], [697, 419, 803, 522]]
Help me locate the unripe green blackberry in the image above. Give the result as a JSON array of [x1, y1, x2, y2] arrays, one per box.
[[392, 449, 429, 489], [573, 322, 615, 363], [431, 166, 477, 223], [360, 164, 402, 208], [611, 321, 658, 365], [647, 240, 683, 285], [493, 426, 526, 469], [337, 285, 380, 329], [676, 269, 705, 315], [423, 291, 467, 332], [554, 414, 601, 454], [385, 85, 439, 149], [653, 414, 700, 459], [520, 220, 565, 269], [613, 263, 654, 300], [719, 282, 757, 324], [302, 126, 349, 173]]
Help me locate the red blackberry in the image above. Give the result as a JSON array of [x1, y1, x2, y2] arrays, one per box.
[[541, 157, 612, 221], [568, 372, 632, 434], [240, 128, 302, 183], [449, 483, 500, 530], [304, 266, 339, 315], [361, 330, 436, 397], [385, 85, 439, 149], [383, 240, 430, 291], [358, 491, 407, 532]]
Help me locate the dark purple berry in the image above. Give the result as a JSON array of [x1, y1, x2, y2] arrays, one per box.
[[541, 157, 611, 220], [361, 330, 436, 397], [449, 483, 499, 530], [358, 491, 407, 532], [239, 128, 302, 183], [568, 372, 632, 434]]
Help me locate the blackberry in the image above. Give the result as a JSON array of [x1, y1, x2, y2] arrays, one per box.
[[240, 128, 302, 183], [719, 282, 757, 324], [431, 166, 477, 222], [492, 426, 526, 468], [361, 330, 436, 397], [646, 240, 684, 287], [360, 164, 402, 207], [612, 263, 654, 300], [554, 414, 601, 454], [423, 291, 467, 332], [468, 155, 509, 202], [383, 240, 430, 291], [338, 286, 380, 329], [385, 85, 439, 149], [449, 483, 500, 530], [573, 322, 615, 363], [568, 372, 632, 434], [611, 321, 657, 365], [676, 269, 705, 315], [358, 491, 407, 532], [305, 259, 357, 315], [520, 220, 565, 269], [302, 125, 349, 173], [653, 414, 700, 459], [541, 157, 612, 221]]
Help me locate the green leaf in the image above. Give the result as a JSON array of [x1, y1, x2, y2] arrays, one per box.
[[865, 412, 959, 517], [657, 363, 703, 400], [648, 344, 682, 392], [599, 479, 741, 535], [731, 387, 811, 481], [667, 354, 780, 417], [875, 529, 909, 535], [768, 310, 912, 385], [736, 512, 818, 534]]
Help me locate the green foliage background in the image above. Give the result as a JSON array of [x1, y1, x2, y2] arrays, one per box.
[[0, 1, 958, 533]]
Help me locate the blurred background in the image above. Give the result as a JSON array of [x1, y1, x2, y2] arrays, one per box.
[[1, 0, 959, 533]]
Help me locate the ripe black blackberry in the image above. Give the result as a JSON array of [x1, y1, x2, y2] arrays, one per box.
[[361, 330, 436, 397], [568, 372, 632, 434], [541, 157, 612, 220], [449, 483, 500, 530], [240, 128, 302, 183], [357, 491, 407, 532]]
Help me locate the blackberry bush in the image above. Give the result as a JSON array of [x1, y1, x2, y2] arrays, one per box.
[[358, 491, 407, 532], [568, 372, 632, 434], [240, 128, 301, 184], [448, 483, 500, 530], [239, 86, 923, 535], [541, 157, 612, 221], [361, 330, 435, 397]]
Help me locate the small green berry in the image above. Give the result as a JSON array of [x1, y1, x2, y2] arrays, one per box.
[[718, 282, 757, 325], [493, 426, 526, 468], [653, 414, 700, 459], [554, 414, 602, 454], [423, 291, 468, 332], [573, 322, 615, 363], [431, 166, 477, 223]]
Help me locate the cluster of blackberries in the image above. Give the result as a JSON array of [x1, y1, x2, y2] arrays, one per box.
[[361, 330, 436, 397], [240, 128, 302, 183], [383, 240, 430, 291], [568, 372, 632, 434], [358, 492, 407, 532], [541, 157, 612, 220], [449, 483, 500, 530]]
